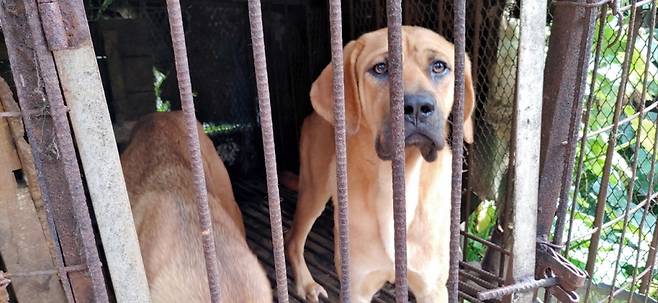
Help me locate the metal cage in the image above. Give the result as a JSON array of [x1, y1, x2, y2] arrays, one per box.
[[0, 0, 656, 303]]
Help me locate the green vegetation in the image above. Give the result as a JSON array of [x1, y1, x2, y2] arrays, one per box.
[[566, 10, 658, 297]]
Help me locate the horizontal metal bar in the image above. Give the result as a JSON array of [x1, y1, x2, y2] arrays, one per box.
[[460, 261, 506, 284], [459, 291, 484, 303], [568, 191, 658, 243], [459, 271, 498, 289], [620, 0, 653, 11], [581, 100, 658, 140], [478, 277, 558, 301], [553, 0, 611, 8], [460, 231, 512, 255], [6, 264, 88, 277]]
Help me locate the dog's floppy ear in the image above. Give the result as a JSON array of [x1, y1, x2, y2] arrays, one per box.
[[463, 55, 476, 144], [310, 40, 364, 134]]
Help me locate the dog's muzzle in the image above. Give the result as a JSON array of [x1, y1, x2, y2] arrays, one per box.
[[376, 92, 445, 162]]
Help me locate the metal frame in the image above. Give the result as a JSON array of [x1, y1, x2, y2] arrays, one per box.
[[3, 0, 657, 302]]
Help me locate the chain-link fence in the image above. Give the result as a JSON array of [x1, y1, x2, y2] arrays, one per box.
[[80, 0, 658, 301], [561, 1, 658, 301]]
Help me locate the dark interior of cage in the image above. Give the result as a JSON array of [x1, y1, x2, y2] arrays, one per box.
[[0, 0, 524, 301]]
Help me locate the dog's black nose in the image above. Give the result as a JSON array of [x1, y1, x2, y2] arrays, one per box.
[[404, 94, 435, 124]]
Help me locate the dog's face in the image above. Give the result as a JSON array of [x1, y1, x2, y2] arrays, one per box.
[[311, 26, 474, 162]]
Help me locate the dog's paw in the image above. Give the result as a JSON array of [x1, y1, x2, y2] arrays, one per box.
[[297, 282, 328, 303]]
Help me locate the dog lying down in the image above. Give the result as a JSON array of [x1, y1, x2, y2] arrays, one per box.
[[121, 111, 272, 302]]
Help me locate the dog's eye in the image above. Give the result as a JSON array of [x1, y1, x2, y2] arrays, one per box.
[[431, 61, 447, 74], [372, 62, 388, 75]]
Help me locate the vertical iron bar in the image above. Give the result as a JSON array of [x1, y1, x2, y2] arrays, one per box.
[[564, 6, 609, 257], [642, 214, 658, 298], [247, 0, 290, 301], [538, 0, 599, 243], [18, 0, 110, 300], [0, 4, 101, 300], [628, 1, 658, 296], [328, 0, 352, 301], [608, 3, 656, 302], [164, 1, 222, 302], [634, 1, 658, 295], [584, 0, 639, 278], [386, 0, 407, 301], [449, 0, 466, 302]]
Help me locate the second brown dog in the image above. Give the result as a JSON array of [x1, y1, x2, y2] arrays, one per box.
[[121, 111, 272, 302]]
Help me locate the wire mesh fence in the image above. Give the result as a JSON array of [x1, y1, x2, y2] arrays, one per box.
[[561, 1, 658, 301], [72, 0, 658, 301]]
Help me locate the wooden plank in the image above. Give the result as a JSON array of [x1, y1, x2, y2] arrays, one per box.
[[0, 100, 67, 303], [0, 168, 67, 302]]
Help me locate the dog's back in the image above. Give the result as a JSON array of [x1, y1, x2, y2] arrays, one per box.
[[121, 111, 272, 303]]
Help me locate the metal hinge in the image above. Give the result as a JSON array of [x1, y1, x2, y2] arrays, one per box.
[[536, 242, 587, 303]]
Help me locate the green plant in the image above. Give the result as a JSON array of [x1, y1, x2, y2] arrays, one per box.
[[465, 200, 497, 262], [566, 8, 658, 295], [154, 67, 171, 112]]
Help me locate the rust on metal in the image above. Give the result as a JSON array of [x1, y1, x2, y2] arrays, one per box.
[[625, 0, 657, 297], [385, 0, 408, 301], [327, 0, 351, 300], [164, 0, 223, 301], [585, 0, 640, 277], [564, 6, 609, 255], [535, 243, 586, 293], [36, 0, 88, 50], [460, 231, 511, 255], [246, 0, 290, 301], [477, 277, 558, 301], [460, 261, 505, 284], [0, 0, 110, 301], [537, 0, 598, 242], [167, 0, 221, 303], [553, 0, 612, 8], [449, 0, 466, 302]]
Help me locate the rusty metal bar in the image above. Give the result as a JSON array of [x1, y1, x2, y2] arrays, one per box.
[[631, 1, 658, 295], [460, 261, 506, 284], [0, 78, 75, 303], [642, 196, 658, 293], [385, 0, 407, 302], [512, 1, 547, 302], [643, 221, 658, 300], [327, 0, 351, 300], [26, 7, 112, 302], [0, 1, 110, 301], [564, 6, 609, 256], [49, 2, 151, 300], [538, 0, 599, 243], [478, 277, 558, 301], [584, 0, 640, 279], [448, 0, 466, 302], [582, 100, 658, 140], [459, 271, 498, 289], [619, 0, 653, 11], [607, 79, 646, 303], [247, 0, 290, 301], [460, 231, 511, 255], [165, 0, 222, 301], [568, 192, 658, 243]]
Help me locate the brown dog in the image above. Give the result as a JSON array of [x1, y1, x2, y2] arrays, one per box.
[[121, 111, 272, 302], [286, 26, 474, 302]]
